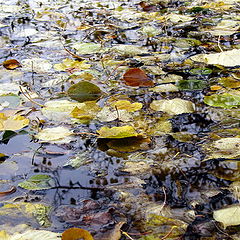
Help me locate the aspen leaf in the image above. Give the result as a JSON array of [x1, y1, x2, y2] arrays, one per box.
[[97, 126, 138, 138], [54, 58, 91, 72], [213, 204, 240, 228], [123, 68, 154, 87], [112, 100, 142, 112], [67, 81, 102, 102], [0, 113, 29, 131], [3, 59, 21, 70], [62, 228, 94, 240]]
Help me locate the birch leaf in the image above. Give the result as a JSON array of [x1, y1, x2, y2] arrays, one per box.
[[0, 113, 29, 131], [97, 126, 138, 138]]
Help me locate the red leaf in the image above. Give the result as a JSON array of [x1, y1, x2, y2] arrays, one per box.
[[123, 68, 154, 87]]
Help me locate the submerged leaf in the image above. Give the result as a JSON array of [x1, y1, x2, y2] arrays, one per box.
[[150, 98, 195, 115], [204, 92, 240, 108], [213, 204, 240, 228], [54, 59, 91, 72], [67, 81, 102, 102], [18, 174, 54, 190], [72, 43, 103, 55], [97, 126, 138, 138], [123, 68, 154, 87], [112, 100, 142, 112], [177, 79, 207, 90], [62, 227, 94, 240]]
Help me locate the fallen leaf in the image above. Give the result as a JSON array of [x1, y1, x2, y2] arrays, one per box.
[[21, 58, 52, 73], [190, 49, 240, 67], [62, 228, 94, 240], [204, 92, 240, 108], [112, 44, 148, 56], [213, 204, 240, 228], [67, 81, 102, 102], [123, 68, 154, 87], [35, 126, 73, 143], [3, 59, 21, 70], [150, 98, 195, 115], [72, 42, 103, 55], [54, 58, 91, 72], [0, 113, 29, 131], [18, 174, 54, 190], [112, 100, 142, 112], [97, 126, 138, 138]]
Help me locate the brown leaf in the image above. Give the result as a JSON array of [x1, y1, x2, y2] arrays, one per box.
[[123, 68, 154, 87], [62, 228, 94, 240], [3, 59, 21, 70]]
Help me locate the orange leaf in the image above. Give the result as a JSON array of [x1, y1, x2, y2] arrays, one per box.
[[123, 68, 154, 87], [62, 228, 94, 240], [3, 59, 21, 70]]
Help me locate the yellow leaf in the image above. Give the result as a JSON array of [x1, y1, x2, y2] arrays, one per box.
[[112, 100, 142, 112], [62, 228, 94, 240], [97, 126, 138, 138], [0, 113, 29, 131], [54, 59, 91, 71]]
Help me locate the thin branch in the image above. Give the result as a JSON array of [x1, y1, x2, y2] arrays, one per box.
[[19, 86, 44, 107]]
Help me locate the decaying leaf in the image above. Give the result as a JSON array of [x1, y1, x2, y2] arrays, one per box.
[[150, 98, 195, 115], [112, 100, 142, 112], [67, 81, 102, 102], [97, 126, 138, 138], [112, 44, 148, 56], [72, 43, 103, 55], [0, 113, 29, 131], [21, 58, 52, 73], [18, 174, 54, 190], [190, 49, 240, 67], [3, 59, 21, 70], [213, 204, 240, 228], [35, 126, 73, 143], [62, 228, 94, 240], [123, 68, 154, 87]]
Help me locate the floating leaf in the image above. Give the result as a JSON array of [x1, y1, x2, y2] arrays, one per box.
[[189, 68, 212, 75], [219, 76, 240, 89], [0, 229, 61, 240], [54, 59, 91, 72], [123, 68, 154, 87], [165, 13, 194, 23], [3, 59, 21, 70], [67, 81, 102, 102], [213, 204, 240, 228], [112, 44, 148, 56], [112, 100, 142, 112], [71, 101, 101, 123], [72, 43, 103, 55], [97, 126, 138, 138], [35, 126, 73, 143], [62, 228, 94, 240], [21, 58, 52, 73], [151, 84, 179, 93], [150, 98, 195, 115], [0, 113, 29, 131], [18, 174, 54, 190], [190, 49, 240, 67], [177, 79, 207, 90], [204, 92, 240, 108]]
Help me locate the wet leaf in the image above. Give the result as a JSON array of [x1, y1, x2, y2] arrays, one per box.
[[219, 76, 240, 89], [123, 68, 154, 87], [177, 79, 207, 90], [0, 94, 20, 110], [54, 59, 91, 72], [151, 84, 179, 93], [0, 113, 29, 131], [165, 13, 194, 23], [2, 59, 21, 70], [213, 204, 240, 228], [150, 98, 195, 115], [112, 44, 148, 56], [35, 126, 73, 143], [112, 100, 142, 112], [0, 229, 61, 240], [0, 202, 51, 227], [67, 81, 102, 102], [18, 174, 54, 190], [190, 49, 240, 67], [72, 43, 103, 55], [71, 101, 101, 124], [62, 228, 94, 240], [97, 126, 138, 138], [21, 58, 52, 73], [204, 92, 240, 108]]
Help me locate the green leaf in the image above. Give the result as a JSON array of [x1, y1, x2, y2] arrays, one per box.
[[72, 43, 103, 54], [67, 81, 102, 102], [18, 174, 54, 190], [204, 93, 240, 108], [97, 126, 138, 138], [213, 204, 240, 228], [177, 79, 207, 90]]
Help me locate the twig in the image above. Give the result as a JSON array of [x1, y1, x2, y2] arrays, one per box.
[[161, 226, 177, 240], [159, 186, 167, 212], [217, 35, 224, 52], [19, 86, 44, 107], [121, 231, 135, 240]]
